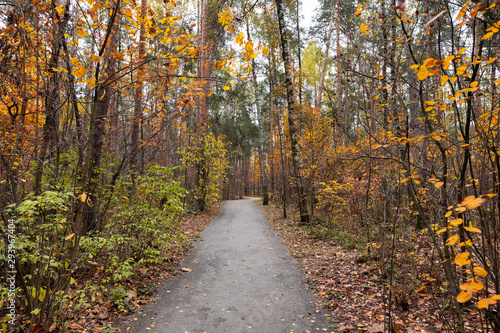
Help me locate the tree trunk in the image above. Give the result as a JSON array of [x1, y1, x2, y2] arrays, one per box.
[[74, 0, 121, 234], [336, 0, 344, 140], [131, 0, 147, 172], [195, 0, 209, 211], [316, 3, 335, 109], [34, 0, 71, 194], [275, 0, 309, 223], [247, 22, 268, 205], [296, 0, 302, 105], [269, 64, 275, 194], [277, 110, 287, 219]]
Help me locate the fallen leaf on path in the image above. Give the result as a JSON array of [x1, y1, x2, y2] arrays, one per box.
[[367, 323, 384, 332]]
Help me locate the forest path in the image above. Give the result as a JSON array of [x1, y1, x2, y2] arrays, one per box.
[[123, 198, 331, 333]]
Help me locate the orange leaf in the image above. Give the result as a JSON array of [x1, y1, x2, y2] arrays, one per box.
[[482, 32, 494, 40], [466, 198, 485, 210], [455, 252, 471, 266], [446, 234, 459, 245], [457, 290, 473, 303], [461, 278, 483, 292], [464, 226, 481, 233], [473, 266, 487, 277], [478, 298, 497, 309], [458, 195, 476, 207], [436, 227, 448, 235]]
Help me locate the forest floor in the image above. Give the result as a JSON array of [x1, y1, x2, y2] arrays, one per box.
[[120, 197, 330, 332], [70, 202, 223, 332], [257, 201, 485, 333], [72, 198, 486, 333]]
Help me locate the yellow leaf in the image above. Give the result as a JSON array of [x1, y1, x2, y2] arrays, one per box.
[[458, 47, 467, 55], [113, 52, 125, 60], [235, 32, 245, 46], [435, 181, 444, 189], [90, 53, 102, 62], [73, 66, 87, 79], [456, 2, 468, 21], [457, 64, 467, 75], [223, 86, 230, 91], [470, 81, 478, 87], [487, 57, 497, 64], [357, 4, 362, 8], [445, 211, 452, 217], [39, 288, 46, 302], [430, 133, 441, 141], [217, 6, 233, 26], [478, 298, 497, 309], [464, 226, 481, 233], [70, 277, 77, 285], [493, 295, 500, 300], [450, 218, 463, 226], [480, 193, 497, 198], [457, 290, 473, 303], [473, 266, 487, 277], [65, 233, 75, 241], [458, 195, 476, 207], [436, 227, 448, 235], [450, 77, 458, 83], [446, 234, 459, 246], [459, 240, 473, 247], [409, 64, 419, 69], [425, 101, 436, 105], [482, 32, 494, 40], [423, 58, 437, 68], [360, 24, 368, 33], [464, 278, 484, 292], [417, 70, 428, 80], [455, 252, 471, 266], [441, 75, 449, 84], [466, 197, 485, 210], [444, 55, 455, 62], [79, 193, 87, 202], [55, 6, 65, 16]]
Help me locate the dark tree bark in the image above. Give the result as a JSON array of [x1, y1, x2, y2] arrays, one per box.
[[130, 0, 147, 172], [74, 0, 121, 234], [275, 0, 309, 223], [34, 0, 71, 194]]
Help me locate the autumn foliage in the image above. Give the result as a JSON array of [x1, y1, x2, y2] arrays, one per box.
[[1, 0, 500, 332]]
